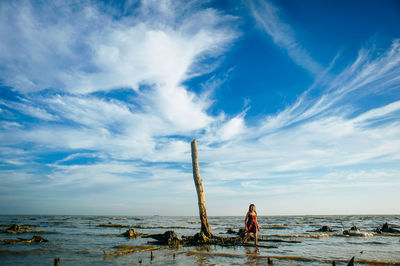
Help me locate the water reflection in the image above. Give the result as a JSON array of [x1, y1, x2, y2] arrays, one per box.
[[244, 246, 262, 265]]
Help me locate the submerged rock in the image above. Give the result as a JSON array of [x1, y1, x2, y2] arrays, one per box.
[[318, 226, 333, 232], [350, 225, 359, 231], [193, 232, 209, 243], [122, 229, 142, 237], [30, 236, 49, 243], [0, 235, 48, 244], [7, 224, 21, 231], [99, 222, 130, 228], [144, 230, 180, 245], [226, 228, 237, 234], [376, 222, 400, 234], [237, 228, 246, 237], [1, 223, 45, 234]]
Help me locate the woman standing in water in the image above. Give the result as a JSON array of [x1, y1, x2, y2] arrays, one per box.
[[243, 203, 260, 245]]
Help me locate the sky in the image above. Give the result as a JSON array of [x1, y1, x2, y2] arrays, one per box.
[[0, 0, 399, 216]]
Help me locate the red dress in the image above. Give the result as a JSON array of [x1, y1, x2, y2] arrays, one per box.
[[246, 213, 258, 233]]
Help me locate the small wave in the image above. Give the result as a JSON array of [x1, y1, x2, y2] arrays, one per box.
[[343, 231, 375, 237], [187, 250, 400, 265], [348, 241, 388, 245], [260, 225, 288, 229], [187, 250, 321, 262], [266, 233, 334, 238], [0, 248, 52, 256], [133, 225, 200, 229], [41, 221, 68, 225], [76, 249, 92, 255], [377, 232, 400, 237], [69, 232, 117, 237], [267, 231, 378, 238]]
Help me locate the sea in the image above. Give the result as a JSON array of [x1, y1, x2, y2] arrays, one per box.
[[0, 215, 399, 265]]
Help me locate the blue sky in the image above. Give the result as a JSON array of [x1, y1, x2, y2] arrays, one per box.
[[0, 0, 399, 216]]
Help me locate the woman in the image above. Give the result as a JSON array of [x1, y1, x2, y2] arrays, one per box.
[[243, 203, 260, 245]]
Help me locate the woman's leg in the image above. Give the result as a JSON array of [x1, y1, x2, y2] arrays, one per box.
[[243, 232, 250, 243], [254, 231, 258, 245]]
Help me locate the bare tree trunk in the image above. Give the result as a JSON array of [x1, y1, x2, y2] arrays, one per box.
[[191, 139, 212, 237]]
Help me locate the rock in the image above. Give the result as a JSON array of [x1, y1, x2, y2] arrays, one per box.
[[122, 229, 140, 237], [376, 222, 400, 233], [7, 224, 21, 231], [226, 228, 236, 234], [99, 223, 130, 228], [145, 230, 180, 245], [31, 235, 49, 243], [318, 225, 333, 232], [237, 228, 246, 237], [350, 225, 359, 231], [0, 235, 48, 244], [193, 232, 209, 242]]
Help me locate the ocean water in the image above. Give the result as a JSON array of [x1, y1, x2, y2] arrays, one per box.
[[0, 215, 399, 265]]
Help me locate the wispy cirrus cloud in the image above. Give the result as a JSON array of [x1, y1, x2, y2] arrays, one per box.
[[249, 0, 323, 75]]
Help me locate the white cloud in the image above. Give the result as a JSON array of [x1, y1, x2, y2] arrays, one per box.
[[253, 39, 400, 134], [0, 0, 236, 94], [0, 99, 58, 121]]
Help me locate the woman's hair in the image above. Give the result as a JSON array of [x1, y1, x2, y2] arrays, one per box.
[[248, 204, 257, 215]]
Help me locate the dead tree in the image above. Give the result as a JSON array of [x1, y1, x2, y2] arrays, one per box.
[[191, 139, 212, 237]]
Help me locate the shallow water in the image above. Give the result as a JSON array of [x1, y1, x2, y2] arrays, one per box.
[[0, 215, 399, 265]]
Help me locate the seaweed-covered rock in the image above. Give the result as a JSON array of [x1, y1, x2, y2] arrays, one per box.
[[99, 223, 130, 228], [31, 236, 49, 243], [237, 228, 246, 237], [343, 229, 350, 236], [144, 230, 180, 245], [226, 228, 237, 234], [7, 224, 21, 231], [122, 229, 141, 237], [318, 226, 333, 232], [376, 222, 400, 234], [193, 232, 209, 243], [350, 225, 359, 231], [0, 235, 48, 244]]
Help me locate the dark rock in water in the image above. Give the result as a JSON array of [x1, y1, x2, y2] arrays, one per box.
[[144, 230, 180, 245], [0, 235, 48, 244], [193, 232, 209, 242], [31, 235, 49, 243], [343, 225, 360, 235], [122, 229, 141, 237], [343, 230, 351, 236], [350, 225, 359, 231], [99, 223, 130, 228], [318, 225, 333, 232], [7, 224, 21, 231], [226, 228, 237, 234], [237, 228, 245, 237], [376, 222, 400, 233], [236, 228, 255, 240]]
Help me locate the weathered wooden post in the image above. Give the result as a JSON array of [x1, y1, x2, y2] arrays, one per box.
[[191, 139, 212, 237]]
